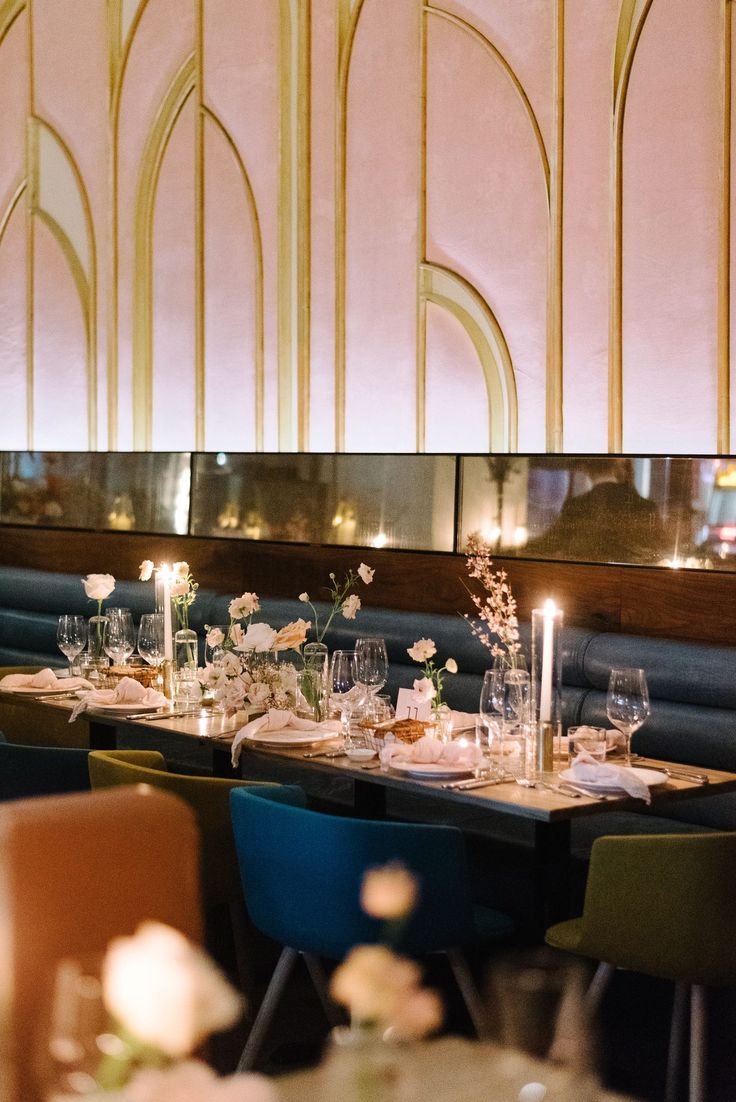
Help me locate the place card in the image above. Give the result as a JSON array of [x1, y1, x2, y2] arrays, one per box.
[[395, 688, 432, 721]]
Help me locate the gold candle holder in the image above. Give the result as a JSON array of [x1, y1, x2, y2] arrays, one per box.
[[535, 720, 554, 774], [161, 660, 174, 701]]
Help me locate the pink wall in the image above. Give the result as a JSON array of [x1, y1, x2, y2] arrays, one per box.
[[0, 1, 731, 453]]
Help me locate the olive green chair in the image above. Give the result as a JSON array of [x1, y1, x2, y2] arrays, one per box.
[[0, 665, 89, 748], [545, 832, 736, 1102]]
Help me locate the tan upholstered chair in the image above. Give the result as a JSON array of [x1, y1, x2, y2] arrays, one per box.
[[0, 785, 202, 1102], [0, 665, 89, 748]]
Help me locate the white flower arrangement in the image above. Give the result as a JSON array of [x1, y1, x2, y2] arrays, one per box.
[[406, 637, 457, 708], [299, 562, 374, 642]]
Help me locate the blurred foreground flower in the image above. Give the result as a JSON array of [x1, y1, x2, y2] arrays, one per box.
[[125, 1059, 276, 1102]]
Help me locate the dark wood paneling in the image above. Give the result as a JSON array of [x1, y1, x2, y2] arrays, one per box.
[[0, 526, 733, 645]]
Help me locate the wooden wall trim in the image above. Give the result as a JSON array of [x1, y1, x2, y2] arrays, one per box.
[[0, 525, 733, 646]]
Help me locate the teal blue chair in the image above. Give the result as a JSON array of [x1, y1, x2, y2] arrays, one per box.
[[0, 743, 91, 801], [230, 784, 514, 1069]]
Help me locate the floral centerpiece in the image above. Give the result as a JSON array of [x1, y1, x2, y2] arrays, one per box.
[[463, 532, 520, 660], [82, 573, 116, 659], [298, 562, 374, 642], [406, 638, 457, 709]]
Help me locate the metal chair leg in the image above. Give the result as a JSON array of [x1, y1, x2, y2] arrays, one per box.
[[585, 962, 615, 1014], [689, 984, 707, 1102], [302, 952, 343, 1027], [447, 948, 489, 1040], [665, 982, 688, 1102], [236, 945, 298, 1072]]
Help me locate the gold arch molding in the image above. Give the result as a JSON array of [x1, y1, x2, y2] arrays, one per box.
[[420, 262, 518, 452]]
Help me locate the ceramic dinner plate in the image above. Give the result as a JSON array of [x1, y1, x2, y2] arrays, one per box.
[[242, 729, 338, 748], [389, 760, 475, 780], [558, 765, 667, 793], [86, 701, 165, 715], [1, 684, 72, 695]]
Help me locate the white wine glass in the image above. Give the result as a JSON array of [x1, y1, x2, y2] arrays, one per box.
[[355, 637, 388, 718], [103, 610, 135, 667], [137, 613, 165, 668], [56, 615, 87, 676], [606, 667, 650, 763], [330, 649, 359, 740]]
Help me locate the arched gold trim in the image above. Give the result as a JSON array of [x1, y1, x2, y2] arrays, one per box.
[[132, 55, 196, 450], [0, 0, 23, 45], [195, 0, 204, 450], [25, 0, 34, 448], [203, 106, 266, 451], [420, 261, 518, 451], [0, 179, 25, 247], [609, 0, 656, 450], [35, 209, 95, 448], [34, 116, 98, 447], [718, 0, 732, 452], [334, 0, 366, 451]]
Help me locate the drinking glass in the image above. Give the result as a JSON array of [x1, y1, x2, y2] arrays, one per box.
[[355, 637, 388, 717], [56, 615, 87, 676], [330, 649, 360, 739], [606, 667, 650, 763], [137, 613, 165, 669], [103, 610, 135, 666], [479, 669, 503, 768], [502, 668, 531, 777]]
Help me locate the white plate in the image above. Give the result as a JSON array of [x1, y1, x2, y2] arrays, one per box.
[[1, 684, 73, 695], [243, 729, 338, 748], [558, 765, 667, 793], [87, 701, 165, 715], [389, 760, 475, 780]]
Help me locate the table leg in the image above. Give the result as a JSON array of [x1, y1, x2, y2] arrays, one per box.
[[353, 778, 387, 819], [212, 745, 237, 777], [88, 721, 117, 750], [533, 819, 572, 934]]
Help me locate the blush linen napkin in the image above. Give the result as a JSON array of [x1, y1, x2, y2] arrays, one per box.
[[0, 667, 94, 692], [448, 710, 481, 733], [568, 751, 652, 803], [69, 676, 168, 722], [380, 733, 484, 770], [231, 709, 342, 767]]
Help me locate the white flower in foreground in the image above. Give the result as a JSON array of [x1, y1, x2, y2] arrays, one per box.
[[357, 563, 375, 585], [445, 658, 458, 674], [299, 591, 310, 602], [171, 579, 189, 597], [220, 650, 242, 678], [126, 1060, 276, 1102], [407, 638, 436, 663], [247, 682, 271, 707], [387, 986, 444, 1042], [242, 622, 278, 653], [341, 594, 361, 620], [412, 676, 436, 704], [82, 573, 115, 601], [228, 592, 260, 619], [361, 862, 418, 919], [330, 945, 420, 1023], [172, 561, 190, 580], [102, 922, 242, 1058], [206, 627, 225, 648], [138, 560, 154, 582], [272, 618, 311, 651]]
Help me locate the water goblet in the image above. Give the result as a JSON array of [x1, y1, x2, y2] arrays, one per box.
[[56, 615, 87, 676], [606, 667, 650, 763], [355, 637, 389, 709], [103, 610, 135, 667], [330, 649, 360, 741], [137, 613, 165, 669]]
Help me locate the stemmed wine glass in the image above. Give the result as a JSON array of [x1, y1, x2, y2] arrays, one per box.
[[606, 667, 650, 763], [103, 610, 136, 667], [56, 615, 87, 676], [137, 613, 165, 670], [330, 649, 360, 740], [355, 637, 388, 719]]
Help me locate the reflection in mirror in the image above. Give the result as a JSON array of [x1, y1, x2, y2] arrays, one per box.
[[460, 456, 736, 571], [190, 453, 456, 551], [0, 452, 93, 528]]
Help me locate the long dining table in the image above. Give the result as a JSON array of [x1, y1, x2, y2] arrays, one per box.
[[17, 693, 736, 933]]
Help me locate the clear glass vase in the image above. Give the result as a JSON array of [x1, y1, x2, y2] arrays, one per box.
[[431, 703, 453, 743], [301, 642, 329, 720], [86, 615, 108, 662], [321, 1025, 415, 1102], [174, 628, 198, 671]]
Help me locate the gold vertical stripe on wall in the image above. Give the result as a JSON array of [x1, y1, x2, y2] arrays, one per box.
[[546, 0, 564, 452], [719, 0, 733, 452], [132, 56, 195, 450], [609, 0, 655, 451], [25, 0, 34, 448], [278, 0, 311, 451], [203, 107, 266, 450], [335, 0, 365, 452], [0, 180, 25, 245], [416, 3, 428, 453], [194, 0, 204, 449]]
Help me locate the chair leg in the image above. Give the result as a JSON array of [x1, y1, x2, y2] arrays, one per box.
[[665, 982, 689, 1102], [585, 962, 615, 1014], [302, 952, 343, 1027], [236, 945, 298, 1072], [447, 949, 489, 1040], [689, 984, 707, 1102]]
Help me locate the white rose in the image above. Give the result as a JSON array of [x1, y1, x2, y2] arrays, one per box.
[[102, 922, 242, 1058], [247, 682, 271, 706], [341, 594, 361, 620], [407, 638, 436, 663], [357, 563, 375, 585], [228, 592, 260, 619], [82, 573, 115, 601], [242, 622, 278, 652], [445, 658, 458, 674], [361, 862, 418, 919], [220, 651, 243, 677], [171, 580, 189, 597], [138, 560, 154, 582], [412, 677, 436, 704], [330, 945, 420, 1022], [299, 592, 310, 602], [206, 627, 225, 648], [172, 561, 190, 579]]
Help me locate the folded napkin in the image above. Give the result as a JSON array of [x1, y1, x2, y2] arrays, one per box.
[[449, 710, 481, 732], [568, 751, 651, 803], [69, 676, 167, 722], [231, 709, 342, 766], [380, 733, 484, 770], [0, 667, 94, 692]]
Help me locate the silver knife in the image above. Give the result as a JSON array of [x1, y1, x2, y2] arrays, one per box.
[[441, 776, 505, 791], [123, 708, 201, 721]]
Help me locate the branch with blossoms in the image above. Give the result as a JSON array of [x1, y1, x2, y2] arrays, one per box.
[[462, 532, 520, 658], [299, 562, 375, 643], [407, 638, 457, 708]]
